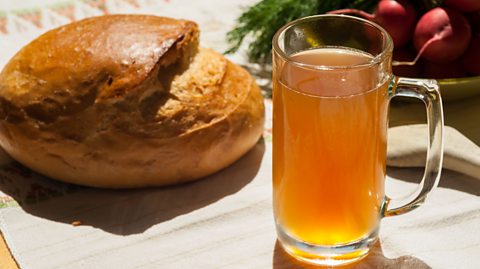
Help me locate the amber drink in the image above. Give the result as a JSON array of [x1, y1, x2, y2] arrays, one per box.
[[272, 15, 444, 266]]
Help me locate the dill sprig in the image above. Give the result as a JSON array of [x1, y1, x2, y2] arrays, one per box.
[[226, 0, 379, 63]]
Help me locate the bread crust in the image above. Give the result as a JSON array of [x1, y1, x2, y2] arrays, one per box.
[[0, 15, 264, 188]]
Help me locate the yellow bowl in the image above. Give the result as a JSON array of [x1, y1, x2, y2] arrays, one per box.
[[437, 76, 480, 102]]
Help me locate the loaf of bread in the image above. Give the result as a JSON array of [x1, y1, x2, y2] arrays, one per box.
[[0, 15, 264, 188]]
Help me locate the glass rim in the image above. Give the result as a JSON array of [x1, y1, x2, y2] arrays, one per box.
[[272, 14, 394, 71]]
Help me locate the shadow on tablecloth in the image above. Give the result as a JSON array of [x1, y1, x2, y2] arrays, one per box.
[[387, 167, 480, 196], [0, 140, 265, 235], [272, 240, 431, 269]]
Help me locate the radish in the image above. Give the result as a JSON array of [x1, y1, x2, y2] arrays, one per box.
[[413, 7, 471, 64], [462, 33, 480, 75], [444, 0, 480, 12], [328, 0, 417, 48]]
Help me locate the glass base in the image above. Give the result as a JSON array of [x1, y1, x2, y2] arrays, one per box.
[[276, 225, 379, 266]]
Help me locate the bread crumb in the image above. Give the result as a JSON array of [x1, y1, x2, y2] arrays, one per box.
[[71, 220, 82, 226]]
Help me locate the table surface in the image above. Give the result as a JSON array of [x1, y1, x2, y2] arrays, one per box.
[[0, 230, 17, 269], [0, 1, 479, 268], [0, 143, 478, 269]]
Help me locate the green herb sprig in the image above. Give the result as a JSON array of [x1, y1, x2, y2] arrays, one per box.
[[225, 0, 378, 63]]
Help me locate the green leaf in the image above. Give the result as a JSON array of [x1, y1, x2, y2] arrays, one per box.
[[226, 0, 379, 63]]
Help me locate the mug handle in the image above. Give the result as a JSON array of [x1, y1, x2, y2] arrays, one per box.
[[383, 77, 444, 217]]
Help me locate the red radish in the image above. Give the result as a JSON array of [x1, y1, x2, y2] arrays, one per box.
[[462, 33, 480, 75], [392, 49, 422, 77], [423, 60, 466, 79], [444, 0, 480, 12], [413, 7, 471, 64], [328, 0, 417, 48]]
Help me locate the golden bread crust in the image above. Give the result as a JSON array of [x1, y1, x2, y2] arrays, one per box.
[[0, 15, 264, 188], [0, 15, 198, 122]]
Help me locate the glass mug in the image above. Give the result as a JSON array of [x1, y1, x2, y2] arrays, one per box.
[[272, 15, 444, 266]]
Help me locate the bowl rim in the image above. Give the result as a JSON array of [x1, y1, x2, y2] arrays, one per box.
[[437, 75, 480, 85]]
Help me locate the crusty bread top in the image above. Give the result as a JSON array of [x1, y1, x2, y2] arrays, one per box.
[[0, 15, 265, 188], [0, 15, 198, 124], [0, 15, 258, 143]]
